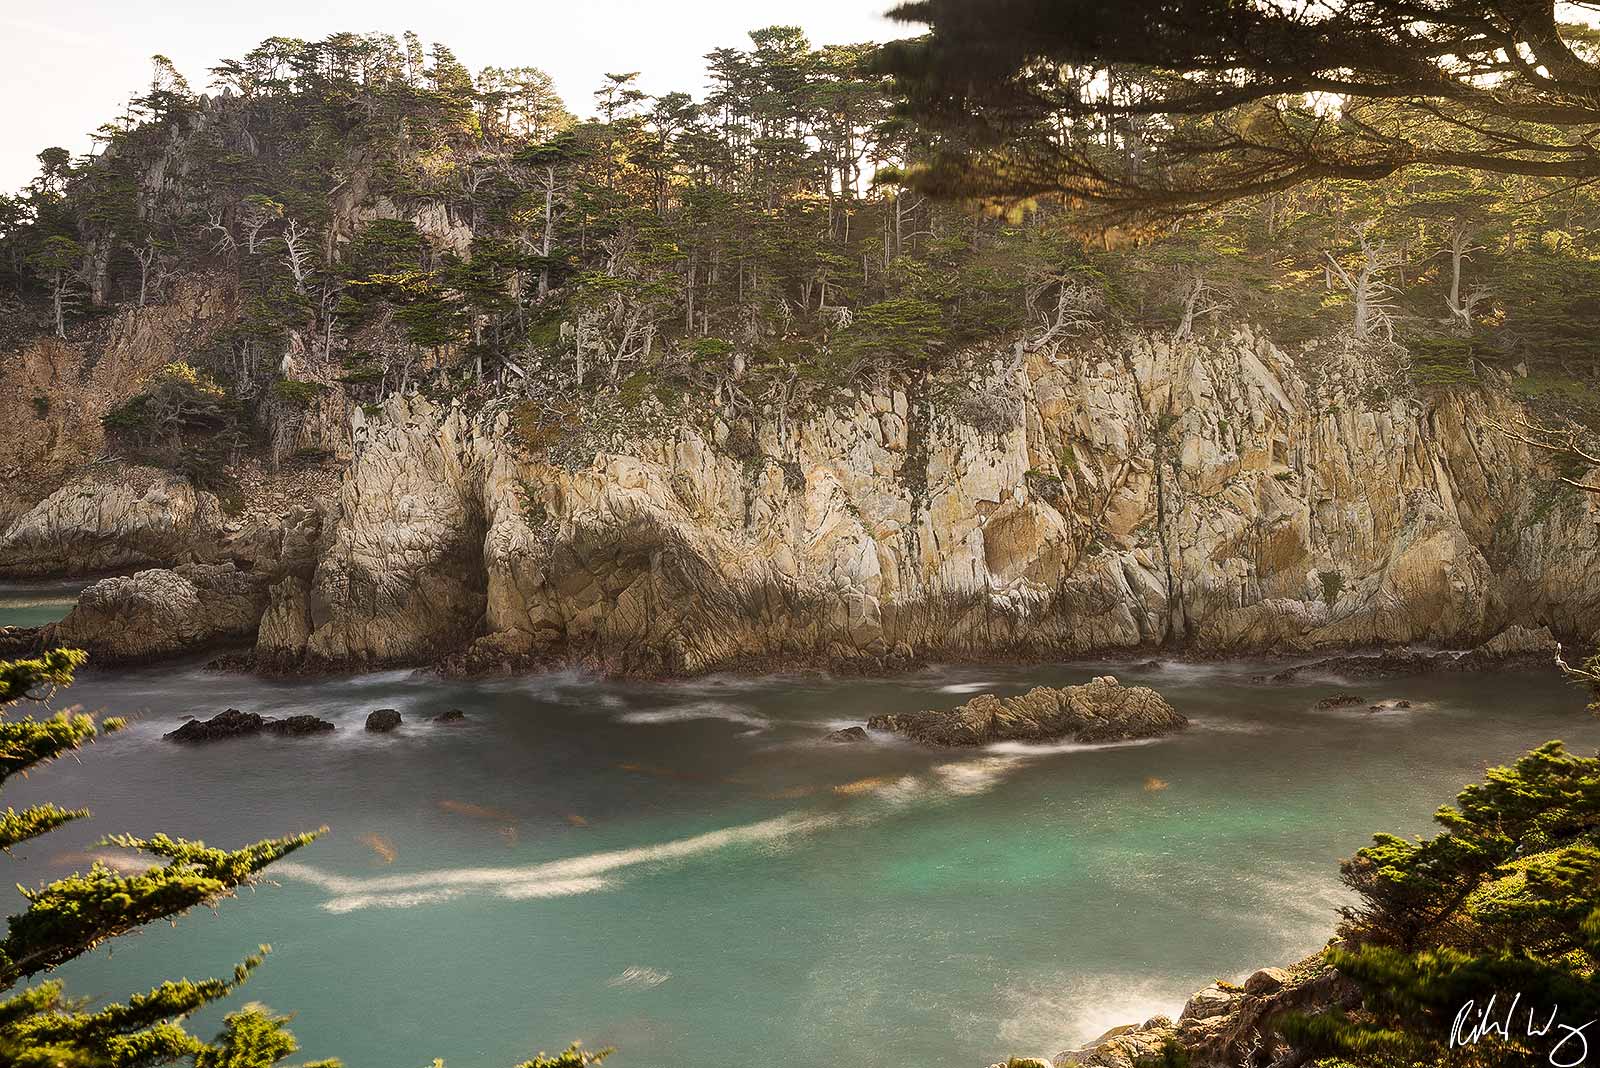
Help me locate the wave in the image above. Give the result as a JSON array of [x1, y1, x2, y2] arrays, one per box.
[[618, 700, 767, 729], [995, 973, 1185, 1054]]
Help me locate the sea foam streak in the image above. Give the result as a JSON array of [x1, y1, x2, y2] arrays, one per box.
[[618, 700, 767, 728], [983, 736, 1164, 756], [284, 743, 1054, 912], [279, 810, 839, 911], [608, 965, 672, 989]]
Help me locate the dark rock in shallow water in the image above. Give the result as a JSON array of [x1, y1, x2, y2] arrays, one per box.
[[434, 708, 466, 723], [1315, 692, 1366, 709], [825, 725, 869, 743], [365, 708, 402, 732], [1270, 630, 1562, 683], [866, 675, 1186, 747], [165, 709, 334, 742], [264, 714, 336, 736], [165, 708, 266, 742], [0, 626, 40, 658]]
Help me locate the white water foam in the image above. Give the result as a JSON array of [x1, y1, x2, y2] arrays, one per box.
[[279, 810, 840, 911], [284, 747, 1049, 912], [983, 736, 1165, 756], [995, 974, 1185, 1054], [607, 965, 672, 990], [933, 756, 1025, 796], [618, 700, 767, 729], [935, 681, 996, 694]]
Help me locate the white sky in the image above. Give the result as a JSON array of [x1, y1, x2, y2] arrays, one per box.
[[0, 0, 912, 195]]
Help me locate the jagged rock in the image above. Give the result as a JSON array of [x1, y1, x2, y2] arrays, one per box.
[[435, 709, 466, 723], [825, 725, 869, 743], [164, 708, 333, 742], [365, 708, 402, 732], [0, 626, 39, 658], [266, 714, 335, 736], [43, 563, 269, 663], [0, 468, 226, 578], [1274, 651, 1451, 680], [1458, 624, 1561, 668], [165, 709, 265, 742], [1180, 983, 1244, 1022], [1314, 692, 1366, 709], [1054, 1018, 1178, 1068], [866, 676, 1186, 746], [14, 324, 1600, 671], [1053, 955, 1362, 1068], [1243, 967, 1288, 996]]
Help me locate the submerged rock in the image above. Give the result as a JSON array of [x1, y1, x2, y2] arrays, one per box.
[[865, 676, 1185, 747], [434, 708, 467, 723], [824, 725, 869, 743], [165, 708, 334, 742], [1315, 692, 1366, 709], [365, 708, 402, 732]]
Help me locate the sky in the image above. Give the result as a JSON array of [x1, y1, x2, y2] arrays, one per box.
[[0, 0, 913, 195]]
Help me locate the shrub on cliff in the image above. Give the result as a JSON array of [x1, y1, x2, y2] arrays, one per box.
[[0, 651, 615, 1067], [1281, 740, 1600, 1066], [102, 362, 246, 489]]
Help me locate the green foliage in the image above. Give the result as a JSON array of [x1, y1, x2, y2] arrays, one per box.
[[0, 650, 339, 1066], [1281, 741, 1600, 1067], [832, 298, 947, 380], [271, 378, 328, 406], [1318, 570, 1345, 607], [513, 1043, 612, 1068], [102, 363, 245, 489]]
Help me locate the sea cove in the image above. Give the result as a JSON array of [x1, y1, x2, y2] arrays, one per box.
[[8, 655, 1595, 1066]]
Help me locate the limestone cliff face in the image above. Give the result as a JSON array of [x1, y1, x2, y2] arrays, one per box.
[[0, 468, 227, 578], [15, 327, 1600, 672], [257, 328, 1600, 672]]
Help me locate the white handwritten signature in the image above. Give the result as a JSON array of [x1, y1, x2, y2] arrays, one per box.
[[1452, 993, 1596, 1067]]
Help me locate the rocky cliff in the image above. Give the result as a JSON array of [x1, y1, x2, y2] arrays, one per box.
[[9, 323, 1600, 673]]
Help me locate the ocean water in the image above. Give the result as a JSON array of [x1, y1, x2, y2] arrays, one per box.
[[0, 578, 91, 628], [5, 653, 1598, 1067]]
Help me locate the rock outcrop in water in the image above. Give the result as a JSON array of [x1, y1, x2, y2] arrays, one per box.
[[43, 563, 269, 663], [866, 676, 1185, 746], [365, 708, 402, 731], [1265, 624, 1564, 682], [8, 316, 1600, 674], [1052, 956, 1357, 1068], [165, 708, 336, 742]]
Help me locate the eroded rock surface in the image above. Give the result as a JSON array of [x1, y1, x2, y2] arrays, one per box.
[[866, 676, 1185, 746], [11, 326, 1600, 672], [45, 563, 269, 662]]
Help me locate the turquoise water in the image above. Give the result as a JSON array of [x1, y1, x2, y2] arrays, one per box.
[[0, 579, 89, 627], [5, 658, 1598, 1067]]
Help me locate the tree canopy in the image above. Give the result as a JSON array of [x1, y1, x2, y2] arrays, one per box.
[[879, 0, 1600, 221]]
